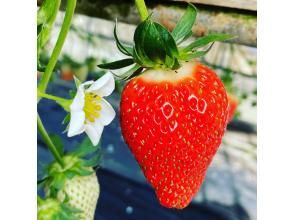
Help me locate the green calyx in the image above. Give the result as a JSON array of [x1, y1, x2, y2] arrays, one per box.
[[37, 196, 80, 220], [38, 137, 101, 197], [98, 3, 234, 80]]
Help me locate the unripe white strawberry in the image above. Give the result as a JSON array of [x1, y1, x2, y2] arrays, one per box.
[[57, 169, 100, 220]]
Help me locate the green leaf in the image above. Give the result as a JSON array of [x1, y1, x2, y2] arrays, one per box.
[[51, 173, 66, 190], [124, 66, 144, 80], [153, 22, 179, 59], [133, 19, 157, 67], [134, 18, 179, 68], [50, 134, 64, 156], [37, 177, 49, 189], [132, 46, 154, 67], [180, 43, 214, 60], [37, 0, 61, 61], [172, 3, 197, 43], [171, 58, 180, 70], [164, 55, 175, 69], [60, 203, 81, 219], [114, 20, 133, 56], [37, 0, 60, 31], [38, 197, 80, 220], [112, 64, 142, 80], [72, 137, 100, 157], [98, 58, 134, 70], [143, 21, 167, 63], [71, 167, 93, 176], [182, 33, 234, 52], [82, 153, 101, 167], [64, 170, 77, 179], [177, 30, 193, 45]]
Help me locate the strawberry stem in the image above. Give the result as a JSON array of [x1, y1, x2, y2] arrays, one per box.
[[37, 90, 70, 104], [37, 114, 64, 167], [135, 0, 149, 21], [38, 0, 77, 94], [37, 0, 76, 169], [37, 90, 71, 111]]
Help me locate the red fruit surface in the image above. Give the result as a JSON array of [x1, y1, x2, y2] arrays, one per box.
[[120, 61, 229, 209], [227, 93, 239, 123]]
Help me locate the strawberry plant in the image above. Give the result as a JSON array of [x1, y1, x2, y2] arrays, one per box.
[[37, 0, 236, 218], [37, 0, 116, 219]]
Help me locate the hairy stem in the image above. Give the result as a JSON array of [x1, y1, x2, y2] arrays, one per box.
[[37, 114, 64, 167], [38, 0, 77, 93], [135, 0, 148, 21]]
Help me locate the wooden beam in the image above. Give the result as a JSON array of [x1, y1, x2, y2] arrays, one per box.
[[38, 0, 256, 47], [151, 4, 256, 47], [170, 0, 257, 11]]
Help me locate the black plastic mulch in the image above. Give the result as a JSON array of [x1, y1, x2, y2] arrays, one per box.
[[95, 168, 250, 220]]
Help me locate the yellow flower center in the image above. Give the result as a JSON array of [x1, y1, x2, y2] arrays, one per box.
[[83, 92, 102, 123]]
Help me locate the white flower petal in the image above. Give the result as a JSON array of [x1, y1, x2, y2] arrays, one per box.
[[67, 111, 85, 137], [99, 99, 116, 126], [86, 72, 115, 97], [85, 120, 104, 146], [70, 87, 85, 112]]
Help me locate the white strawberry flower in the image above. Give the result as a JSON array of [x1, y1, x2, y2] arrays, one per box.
[[67, 72, 116, 145]]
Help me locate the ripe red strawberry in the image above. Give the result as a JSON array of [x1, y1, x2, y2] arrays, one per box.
[[98, 3, 233, 209], [227, 93, 239, 123], [120, 61, 229, 208]]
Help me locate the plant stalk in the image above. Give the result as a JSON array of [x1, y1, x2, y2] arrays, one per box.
[[135, 0, 149, 21], [37, 90, 70, 103], [38, 0, 77, 93], [37, 114, 64, 167]]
